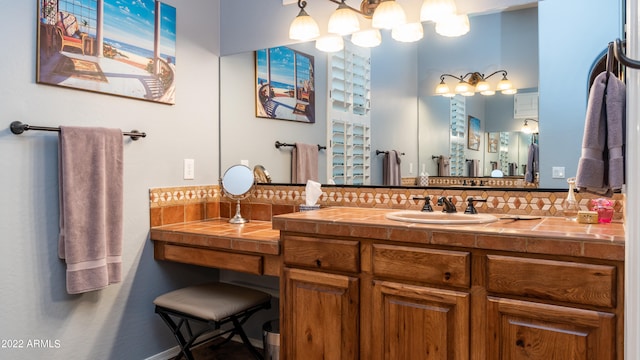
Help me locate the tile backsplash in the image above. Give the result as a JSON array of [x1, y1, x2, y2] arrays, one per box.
[[149, 184, 624, 226]]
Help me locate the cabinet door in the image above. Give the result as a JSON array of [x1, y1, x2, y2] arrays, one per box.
[[486, 297, 615, 360], [370, 280, 470, 360], [283, 267, 359, 360]]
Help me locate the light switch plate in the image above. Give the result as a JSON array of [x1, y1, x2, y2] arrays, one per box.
[[551, 166, 565, 178], [183, 159, 195, 180]]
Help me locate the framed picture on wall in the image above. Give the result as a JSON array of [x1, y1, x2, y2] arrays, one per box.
[[467, 116, 481, 151], [255, 46, 315, 123], [36, 0, 177, 105], [488, 132, 499, 153]]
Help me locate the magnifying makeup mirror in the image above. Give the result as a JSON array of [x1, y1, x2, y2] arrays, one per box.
[[221, 164, 255, 224]]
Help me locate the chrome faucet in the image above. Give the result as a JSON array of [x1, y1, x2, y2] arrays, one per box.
[[437, 196, 457, 213]]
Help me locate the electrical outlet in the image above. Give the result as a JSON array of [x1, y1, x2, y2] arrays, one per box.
[[551, 166, 565, 179], [183, 159, 195, 180]]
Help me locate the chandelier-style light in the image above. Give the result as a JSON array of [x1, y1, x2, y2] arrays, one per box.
[[288, 0, 469, 52], [420, 0, 457, 22], [289, 1, 320, 41], [392, 22, 424, 42], [315, 34, 345, 52], [372, 0, 407, 30], [435, 70, 516, 97], [328, 0, 360, 35], [351, 29, 382, 48]]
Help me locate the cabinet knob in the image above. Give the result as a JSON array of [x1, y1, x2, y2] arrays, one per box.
[[315, 259, 322, 267], [444, 272, 452, 281]]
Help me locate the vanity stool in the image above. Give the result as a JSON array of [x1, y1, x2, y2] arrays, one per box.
[[154, 282, 272, 360]]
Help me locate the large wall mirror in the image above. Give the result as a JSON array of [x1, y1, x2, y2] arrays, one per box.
[[219, 0, 622, 189]]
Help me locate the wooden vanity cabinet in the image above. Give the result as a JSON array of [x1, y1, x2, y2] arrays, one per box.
[[484, 254, 619, 360], [280, 233, 623, 360]]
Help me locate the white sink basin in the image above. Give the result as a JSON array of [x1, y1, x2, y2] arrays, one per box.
[[385, 211, 498, 224]]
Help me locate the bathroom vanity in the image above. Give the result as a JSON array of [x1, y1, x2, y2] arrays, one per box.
[[150, 205, 624, 359], [273, 207, 624, 360]]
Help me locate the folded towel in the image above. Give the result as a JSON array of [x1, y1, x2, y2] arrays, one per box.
[[291, 143, 318, 184], [59, 126, 123, 294], [575, 71, 626, 196], [383, 150, 402, 186]]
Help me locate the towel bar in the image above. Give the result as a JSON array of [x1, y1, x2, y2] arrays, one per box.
[[10, 121, 146, 141], [275, 141, 325, 151]]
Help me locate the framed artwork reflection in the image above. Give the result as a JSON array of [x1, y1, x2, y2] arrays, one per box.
[[467, 116, 481, 151], [255, 46, 315, 123], [488, 132, 499, 153], [37, 0, 177, 104]]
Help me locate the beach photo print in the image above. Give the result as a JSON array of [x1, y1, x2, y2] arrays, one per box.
[[37, 0, 177, 105], [255, 46, 315, 123]]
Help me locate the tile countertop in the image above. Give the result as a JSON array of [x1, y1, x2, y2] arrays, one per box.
[[150, 219, 281, 255], [272, 207, 626, 262]]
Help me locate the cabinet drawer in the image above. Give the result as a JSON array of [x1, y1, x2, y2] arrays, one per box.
[[372, 244, 470, 288], [283, 235, 360, 273], [486, 255, 616, 308]]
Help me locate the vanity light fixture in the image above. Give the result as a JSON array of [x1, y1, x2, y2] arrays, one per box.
[[521, 118, 539, 134], [288, 0, 467, 52], [289, 1, 320, 41], [435, 70, 516, 97]]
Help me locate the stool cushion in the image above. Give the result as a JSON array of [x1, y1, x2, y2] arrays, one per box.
[[154, 283, 271, 322]]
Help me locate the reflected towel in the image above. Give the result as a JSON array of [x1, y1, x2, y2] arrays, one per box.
[[576, 71, 626, 196], [525, 143, 539, 183], [292, 143, 318, 184], [383, 150, 402, 186], [437, 155, 450, 176], [59, 127, 123, 294], [467, 159, 480, 177]]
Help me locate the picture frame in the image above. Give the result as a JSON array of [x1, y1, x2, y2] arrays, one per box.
[[255, 46, 315, 123], [488, 132, 499, 153], [467, 115, 481, 151], [36, 0, 177, 105]]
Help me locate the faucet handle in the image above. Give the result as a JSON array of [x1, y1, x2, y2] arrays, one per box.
[[412, 195, 433, 212], [464, 197, 488, 214]]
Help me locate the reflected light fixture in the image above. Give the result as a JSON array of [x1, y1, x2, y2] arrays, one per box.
[[289, 0, 320, 41], [435, 70, 516, 97], [521, 118, 539, 134]]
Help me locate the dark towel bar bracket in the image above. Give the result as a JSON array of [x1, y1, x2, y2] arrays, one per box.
[[611, 38, 640, 70], [10, 121, 146, 141], [275, 141, 326, 151]]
